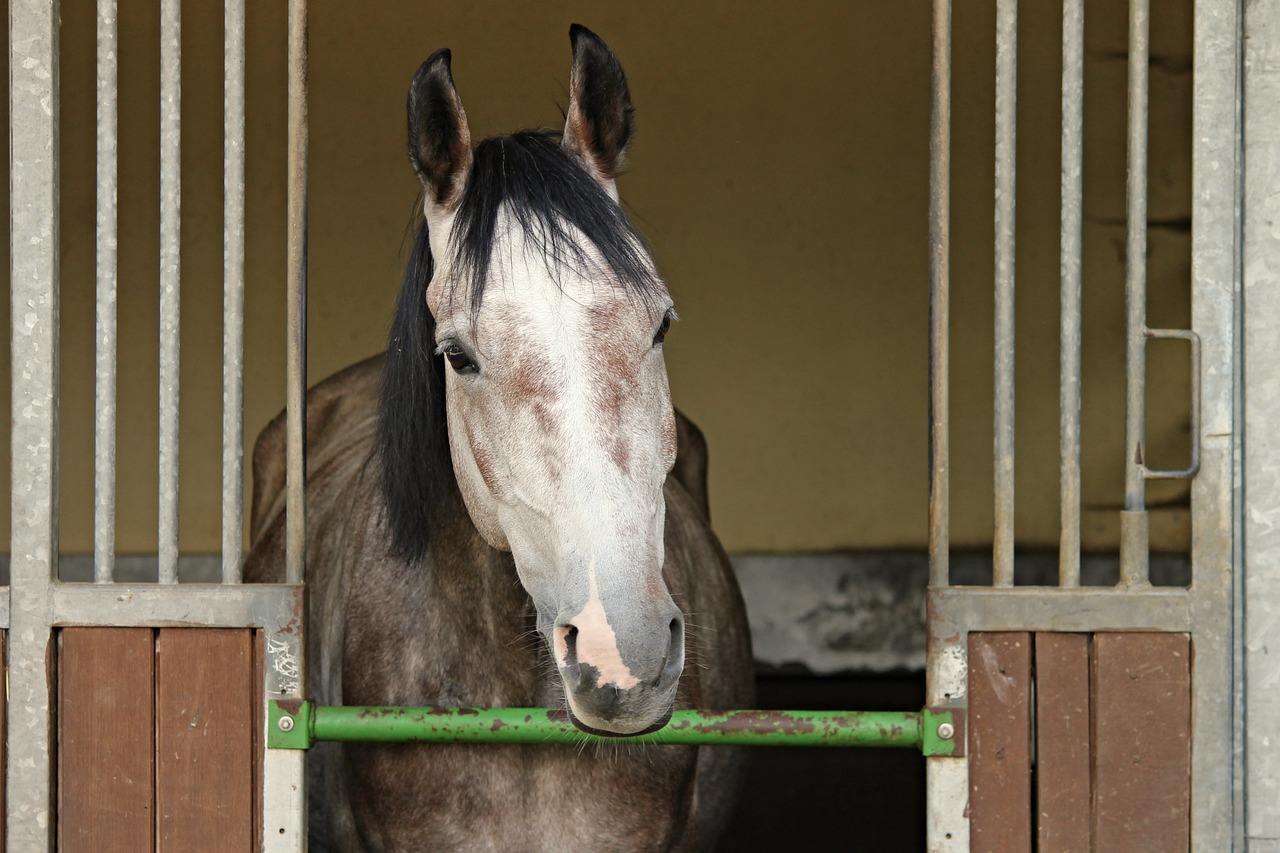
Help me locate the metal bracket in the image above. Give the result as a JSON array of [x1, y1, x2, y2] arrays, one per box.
[[1141, 327, 1202, 480], [268, 699, 313, 750], [920, 706, 965, 757]]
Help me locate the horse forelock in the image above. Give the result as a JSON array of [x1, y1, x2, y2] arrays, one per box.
[[379, 129, 668, 567], [449, 129, 665, 317]]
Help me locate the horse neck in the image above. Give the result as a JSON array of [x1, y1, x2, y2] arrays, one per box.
[[422, 497, 536, 636]]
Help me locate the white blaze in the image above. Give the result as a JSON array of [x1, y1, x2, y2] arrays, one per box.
[[555, 559, 640, 690]]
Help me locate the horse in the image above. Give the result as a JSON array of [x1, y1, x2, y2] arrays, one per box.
[[246, 25, 753, 851]]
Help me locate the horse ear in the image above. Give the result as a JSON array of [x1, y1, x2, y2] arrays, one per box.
[[408, 49, 473, 208], [562, 24, 634, 193]]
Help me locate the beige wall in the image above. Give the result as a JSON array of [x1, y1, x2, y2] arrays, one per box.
[[2, 0, 1193, 555]]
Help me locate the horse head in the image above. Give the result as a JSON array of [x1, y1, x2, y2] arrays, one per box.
[[394, 25, 683, 736]]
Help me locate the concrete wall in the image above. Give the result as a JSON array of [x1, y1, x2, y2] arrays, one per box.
[[2, 0, 1193, 555]]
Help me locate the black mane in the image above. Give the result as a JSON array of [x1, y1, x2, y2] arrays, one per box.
[[378, 130, 664, 564]]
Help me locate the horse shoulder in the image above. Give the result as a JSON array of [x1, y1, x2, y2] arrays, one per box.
[[245, 355, 386, 583]]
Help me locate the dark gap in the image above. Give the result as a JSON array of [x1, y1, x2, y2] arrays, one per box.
[[720, 674, 925, 850]]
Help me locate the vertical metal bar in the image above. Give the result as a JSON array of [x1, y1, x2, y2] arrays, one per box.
[[9, 0, 60, 844], [1120, 0, 1151, 588], [926, 2, 966, 845], [271, 3, 311, 843], [926, 596, 969, 851], [94, 0, 119, 584], [158, 0, 182, 584], [285, 0, 309, 586], [1192, 0, 1243, 846], [223, 0, 246, 583], [928, 0, 952, 589], [262, 615, 308, 851], [1058, 0, 1084, 588], [1242, 1, 1280, 846], [993, 0, 1018, 587]]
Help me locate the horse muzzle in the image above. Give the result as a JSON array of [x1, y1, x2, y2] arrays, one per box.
[[553, 610, 685, 736]]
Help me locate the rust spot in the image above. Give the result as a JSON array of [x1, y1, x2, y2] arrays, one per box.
[[490, 719, 507, 732], [1134, 441, 1145, 465], [277, 699, 303, 715], [457, 707, 479, 716], [687, 710, 818, 737]]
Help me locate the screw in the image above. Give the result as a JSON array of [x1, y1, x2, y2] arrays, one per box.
[[278, 715, 295, 732], [937, 722, 955, 740]]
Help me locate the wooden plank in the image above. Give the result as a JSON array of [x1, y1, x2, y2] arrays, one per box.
[[1035, 632, 1091, 853], [58, 627, 156, 853], [1092, 632, 1191, 853], [156, 629, 254, 852], [967, 631, 1033, 853], [253, 629, 264, 849]]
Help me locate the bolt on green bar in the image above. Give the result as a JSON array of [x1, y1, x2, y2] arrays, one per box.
[[267, 702, 961, 754]]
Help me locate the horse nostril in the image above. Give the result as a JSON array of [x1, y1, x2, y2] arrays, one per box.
[[658, 615, 685, 685], [558, 624, 579, 667]]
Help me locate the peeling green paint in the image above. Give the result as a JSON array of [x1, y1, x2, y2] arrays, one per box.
[[268, 702, 961, 754]]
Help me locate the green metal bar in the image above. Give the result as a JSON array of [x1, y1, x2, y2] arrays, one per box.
[[268, 702, 962, 756]]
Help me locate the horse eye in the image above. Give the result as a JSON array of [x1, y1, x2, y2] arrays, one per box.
[[653, 311, 675, 346], [440, 343, 477, 374]]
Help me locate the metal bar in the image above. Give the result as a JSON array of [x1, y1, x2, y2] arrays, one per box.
[[1058, 0, 1084, 588], [263, 622, 306, 851], [928, 0, 952, 589], [1119, 509, 1150, 588], [285, 0, 308, 586], [1190, 0, 1243, 845], [9, 0, 61, 844], [1141, 328, 1202, 479], [928, 585, 1191, 633], [992, 0, 1018, 588], [94, 0, 119, 584], [1243, 0, 1280, 846], [925, 589, 969, 852], [52, 583, 303, 630], [158, 0, 182, 584], [222, 0, 246, 583], [268, 703, 935, 751], [271, 3, 310, 845], [1120, 0, 1151, 588], [926, 1, 966, 845]]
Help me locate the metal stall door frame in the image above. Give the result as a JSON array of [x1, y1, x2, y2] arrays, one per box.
[[924, 0, 1242, 850], [1242, 2, 1280, 849], [8, 0, 309, 848]]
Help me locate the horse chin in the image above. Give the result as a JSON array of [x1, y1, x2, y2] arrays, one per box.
[[565, 703, 674, 739]]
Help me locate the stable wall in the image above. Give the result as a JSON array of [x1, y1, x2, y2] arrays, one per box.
[[1, 1, 1193, 556]]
